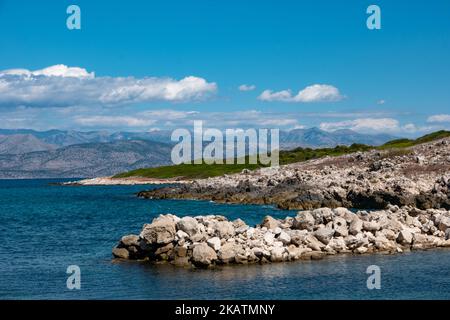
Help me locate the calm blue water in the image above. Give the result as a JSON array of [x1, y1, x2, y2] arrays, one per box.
[[1, 179, 450, 300]]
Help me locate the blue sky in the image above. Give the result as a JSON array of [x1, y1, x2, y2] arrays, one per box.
[[0, 0, 449, 136]]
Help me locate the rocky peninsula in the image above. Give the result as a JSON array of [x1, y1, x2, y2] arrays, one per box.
[[137, 138, 450, 210], [113, 206, 450, 267], [113, 137, 450, 267]]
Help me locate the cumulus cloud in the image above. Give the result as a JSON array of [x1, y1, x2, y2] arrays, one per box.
[[427, 114, 450, 123], [258, 84, 343, 103], [377, 99, 386, 105], [238, 84, 256, 91], [0, 64, 95, 78], [0, 65, 217, 108]]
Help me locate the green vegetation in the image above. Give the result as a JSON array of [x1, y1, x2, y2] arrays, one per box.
[[378, 130, 450, 149], [113, 130, 450, 180], [278, 143, 372, 164], [114, 159, 263, 179]]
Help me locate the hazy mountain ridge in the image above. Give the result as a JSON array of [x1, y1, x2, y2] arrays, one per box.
[[0, 134, 56, 154], [0, 139, 172, 179], [0, 127, 397, 178], [279, 127, 395, 149], [0, 127, 396, 151]]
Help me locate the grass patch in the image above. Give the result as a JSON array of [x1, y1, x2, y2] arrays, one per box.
[[279, 143, 372, 164], [114, 160, 263, 179], [378, 130, 450, 149], [113, 130, 450, 180]]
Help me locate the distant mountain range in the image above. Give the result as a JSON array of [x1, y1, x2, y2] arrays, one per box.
[[0, 127, 397, 178], [278, 127, 395, 149], [0, 140, 172, 179], [0, 128, 172, 149]]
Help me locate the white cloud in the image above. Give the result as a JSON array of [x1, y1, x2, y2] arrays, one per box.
[[402, 123, 418, 133], [0, 64, 95, 79], [74, 116, 157, 127], [377, 99, 386, 105], [427, 114, 450, 123], [238, 84, 256, 91], [0, 65, 217, 108], [68, 109, 303, 131], [258, 84, 343, 103], [319, 118, 439, 135], [259, 89, 292, 102], [320, 118, 400, 133]]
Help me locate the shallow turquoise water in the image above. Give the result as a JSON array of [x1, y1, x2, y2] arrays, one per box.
[[0, 179, 449, 300]]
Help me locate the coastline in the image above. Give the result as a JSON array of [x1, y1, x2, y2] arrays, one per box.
[[111, 138, 450, 268], [61, 176, 191, 186], [138, 138, 450, 210]]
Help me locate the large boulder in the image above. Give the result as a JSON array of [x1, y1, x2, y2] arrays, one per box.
[[373, 235, 397, 252], [379, 229, 397, 241], [214, 221, 235, 239], [326, 238, 348, 253], [286, 246, 308, 260], [232, 218, 247, 229], [207, 237, 221, 251], [288, 229, 309, 246], [260, 216, 279, 230], [176, 217, 200, 237], [218, 242, 236, 263], [349, 217, 363, 235], [314, 227, 335, 245], [438, 216, 450, 232], [233, 219, 249, 234], [192, 243, 217, 267], [333, 217, 349, 237], [234, 246, 249, 264], [176, 230, 189, 240], [293, 211, 316, 231], [412, 233, 438, 250], [270, 247, 286, 262], [120, 235, 140, 247], [304, 234, 325, 251], [333, 207, 355, 223], [277, 231, 291, 245], [312, 208, 334, 224], [140, 215, 176, 244], [263, 231, 275, 246], [154, 243, 174, 258], [363, 221, 381, 232], [112, 247, 129, 259], [397, 229, 413, 245]]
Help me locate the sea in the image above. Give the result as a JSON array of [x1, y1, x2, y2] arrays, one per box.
[[1, 179, 450, 300]]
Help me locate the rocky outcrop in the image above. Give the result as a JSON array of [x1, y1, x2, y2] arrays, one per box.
[[113, 206, 450, 268], [138, 138, 450, 211]]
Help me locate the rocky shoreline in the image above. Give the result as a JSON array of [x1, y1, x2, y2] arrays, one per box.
[[61, 176, 189, 186], [112, 206, 450, 268], [137, 138, 450, 210], [113, 138, 450, 267]]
